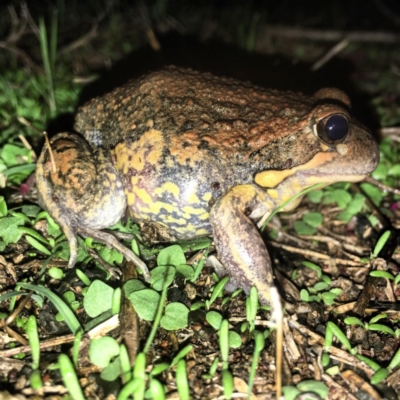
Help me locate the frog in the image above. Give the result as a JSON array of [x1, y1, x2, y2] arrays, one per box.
[[36, 66, 379, 306]]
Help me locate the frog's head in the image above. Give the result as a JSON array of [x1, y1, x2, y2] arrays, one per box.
[[254, 88, 379, 210]]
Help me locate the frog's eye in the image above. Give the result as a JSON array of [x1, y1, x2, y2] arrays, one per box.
[[316, 114, 349, 144]]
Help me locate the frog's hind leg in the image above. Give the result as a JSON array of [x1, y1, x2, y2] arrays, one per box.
[[209, 184, 277, 306], [36, 132, 149, 280]]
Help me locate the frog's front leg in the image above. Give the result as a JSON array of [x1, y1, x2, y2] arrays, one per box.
[[210, 184, 277, 305], [36, 132, 149, 280]]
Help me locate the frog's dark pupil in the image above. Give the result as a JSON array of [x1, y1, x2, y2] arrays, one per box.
[[325, 115, 348, 141]]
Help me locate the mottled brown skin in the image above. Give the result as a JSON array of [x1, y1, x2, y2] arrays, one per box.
[[36, 66, 379, 305]]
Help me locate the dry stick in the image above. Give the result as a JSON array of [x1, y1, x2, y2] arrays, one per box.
[[288, 318, 376, 378], [43, 131, 56, 173], [120, 260, 140, 367], [269, 241, 363, 267], [261, 25, 400, 43], [312, 38, 350, 71], [5, 291, 33, 326], [364, 175, 400, 196]]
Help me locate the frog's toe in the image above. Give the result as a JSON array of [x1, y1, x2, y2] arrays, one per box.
[[79, 226, 150, 281]]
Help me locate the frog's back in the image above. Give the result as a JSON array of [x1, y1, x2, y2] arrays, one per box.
[[74, 66, 315, 171]]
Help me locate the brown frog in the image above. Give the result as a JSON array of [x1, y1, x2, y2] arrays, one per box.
[[36, 67, 379, 305]]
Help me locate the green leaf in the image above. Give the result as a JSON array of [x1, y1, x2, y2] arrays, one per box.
[[297, 380, 329, 398], [293, 221, 316, 235], [333, 189, 352, 209], [307, 190, 323, 204], [300, 289, 309, 302], [25, 235, 52, 255], [58, 354, 85, 400], [313, 282, 328, 292], [321, 292, 339, 305], [368, 324, 395, 336], [209, 276, 229, 305], [48, 267, 64, 280], [89, 337, 120, 368], [0, 197, 7, 217], [370, 368, 388, 385], [206, 311, 223, 330], [370, 270, 394, 280], [302, 261, 322, 277], [371, 163, 388, 180], [157, 244, 186, 266], [22, 205, 41, 218], [360, 183, 383, 207], [326, 321, 352, 351], [372, 230, 391, 258], [0, 216, 24, 244], [282, 386, 301, 400], [98, 245, 123, 265], [100, 356, 121, 382], [338, 193, 366, 222], [228, 331, 242, 348], [128, 289, 160, 321], [303, 212, 323, 228], [370, 313, 387, 324], [388, 164, 400, 177], [26, 316, 40, 370], [0, 144, 31, 166], [150, 266, 176, 291], [344, 317, 364, 327], [123, 279, 146, 296], [176, 264, 194, 279], [83, 280, 114, 318], [160, 302, 189, 330], [170, 344, 193, 367], [176, 359, 190, 400]]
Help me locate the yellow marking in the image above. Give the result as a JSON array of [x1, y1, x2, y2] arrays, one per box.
[[202, 192, 212, 202], [127, 192, 136, 206], [187, 191, 200, 204], [154, 182, 180, 199], [131, 176, 139, 186], [255, 152, 336, 188], [114, 129, 164, 173], [199, 212, 210, 220], [185, 223, 197, 233], [183, 206, 207, 215], [196, 228, 209, 235], [133, 187, 153, 205], [136, 201, 175, 215], [164, 215, 187, 225]]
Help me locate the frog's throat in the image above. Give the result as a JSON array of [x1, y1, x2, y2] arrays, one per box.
[[255, 152, 366, 212]]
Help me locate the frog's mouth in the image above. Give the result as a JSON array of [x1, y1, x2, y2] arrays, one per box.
[[255, 149, 378, 212]]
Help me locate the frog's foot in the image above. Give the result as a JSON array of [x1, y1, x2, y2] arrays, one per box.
[[79, 226, 150, 281], [36, 133, 149, 281], [210, 184, 278, 306]]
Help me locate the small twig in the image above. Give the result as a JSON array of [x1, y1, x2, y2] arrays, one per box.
[[269, 241, 363, 266], [0, 41, 39, 71], [363, 175, 400, 196], [261, 25, 400, 43], [6, 3, 29, 44], [379, 127, 400, 137], [4, 325, 29, 347], [58, 24, 99, 55], [5, 291, 33, 326], [312, 38, 350, 71], [0, 333, 74, 358], [42, 131, 56, 173], [288, 318, 376, 378]]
